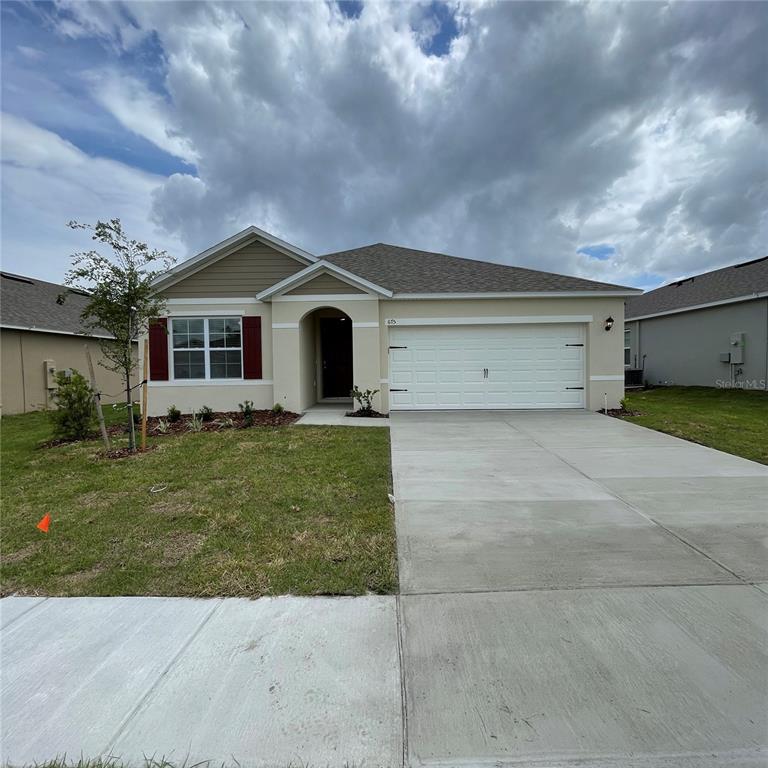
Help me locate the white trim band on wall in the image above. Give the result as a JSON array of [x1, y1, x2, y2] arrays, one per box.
[[165, 297, 262, 305], [149, 379, 274, 387], [384, 315, 593, 327], [272, 323, 300, 329], [589, 375, 625, 381], [273, 294, 377, 302], [352, 322, 379, 328]]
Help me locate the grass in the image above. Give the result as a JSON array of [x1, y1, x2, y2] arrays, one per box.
[[0, 408, 396, 598], [620, 386, 768, 464]]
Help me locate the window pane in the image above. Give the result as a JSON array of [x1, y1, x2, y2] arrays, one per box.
[[210, 349, 242, 379], [209, 319, 225, 335], [624, 348, 631, 366], [174, 350, 205, 379], [624, 329, 630, 344], [209, 333, 225, 348]]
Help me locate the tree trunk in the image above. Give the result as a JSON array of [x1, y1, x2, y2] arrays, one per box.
[[126, 365, 136, 452], [85, 345, 110, 451]]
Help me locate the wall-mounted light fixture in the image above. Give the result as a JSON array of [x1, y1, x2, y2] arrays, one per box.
[[604, 316, 615, 332]]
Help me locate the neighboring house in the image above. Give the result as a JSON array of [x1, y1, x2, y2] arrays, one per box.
[[625, 257, 768, 390], [144, 226, 639, 416], [0, 272, 134, 414]]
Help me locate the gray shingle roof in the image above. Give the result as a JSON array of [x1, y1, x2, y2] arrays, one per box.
[[0, 272, 106, 337], [626, 256, 768, 319], [323, 243, 636, 294]]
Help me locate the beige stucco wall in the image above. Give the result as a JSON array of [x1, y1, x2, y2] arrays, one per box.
[[162, 239, 306, 298], [377, 297, 626, 411], [272, 296, 382, 412], [1, 329, 135, 415], [141, 292, 625, 416], [141, 300, 274, 416]]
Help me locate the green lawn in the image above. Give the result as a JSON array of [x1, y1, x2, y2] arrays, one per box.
[[0, 410, 396, 598], [621, 386, 768, 464]]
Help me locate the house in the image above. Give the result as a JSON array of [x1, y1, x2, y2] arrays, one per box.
[[144, 226, 641, 416], [0, 272, 134, 415], [625, 257, 768, 390]]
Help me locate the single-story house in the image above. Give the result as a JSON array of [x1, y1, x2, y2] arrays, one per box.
[[144, 226, 641, 416], [1, 272, 135, 415], [625, 257, 768, 390]]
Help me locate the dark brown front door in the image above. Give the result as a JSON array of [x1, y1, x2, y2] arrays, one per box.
[[320, 317, 353, 397]]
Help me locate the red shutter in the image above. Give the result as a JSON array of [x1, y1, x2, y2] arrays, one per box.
[[148, 318, 169, 381], [242, 316, 262, 379]]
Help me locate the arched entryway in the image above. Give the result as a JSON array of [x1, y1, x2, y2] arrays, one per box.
[[299, 307, 353, 409]]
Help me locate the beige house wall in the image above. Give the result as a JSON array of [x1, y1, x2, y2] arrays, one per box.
[[272, 296, 382, 412], [142, 292, 625, 416], [1, 329, 134, 415], [377, 296, 625, 411]]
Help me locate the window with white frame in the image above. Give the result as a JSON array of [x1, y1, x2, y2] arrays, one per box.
[[171, 317, 242, 380], [624, 328, 631, 367]]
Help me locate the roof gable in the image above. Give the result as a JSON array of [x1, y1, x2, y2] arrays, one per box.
[[153, 226, 316, 293], [257, 260, 392, 300]]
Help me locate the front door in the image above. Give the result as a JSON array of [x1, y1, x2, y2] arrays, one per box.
[[320, 317, 353, 397]]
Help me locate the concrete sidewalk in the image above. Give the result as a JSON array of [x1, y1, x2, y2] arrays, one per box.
[[1, 595, 402, 765]]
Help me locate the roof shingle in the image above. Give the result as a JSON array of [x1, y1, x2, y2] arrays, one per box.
[[323, 243, 636, 294], [0, 272, 104, 336], [626, 257, 768, 319]]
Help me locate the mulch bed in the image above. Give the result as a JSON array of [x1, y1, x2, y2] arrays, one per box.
[[601, 407, 643, 418], [345, 409, 389, 419], [38, 410, 299, 449], [145, 409, 300, 435]]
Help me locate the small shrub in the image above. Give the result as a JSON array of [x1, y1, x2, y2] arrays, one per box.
[[271, 402, 284, 415], [216, 416, 235, 430], [350, 386, 379, 415], [199, 405, 214, 422], [619, 397, 628, 411], [239, 399, 255, 427], [49, 370, 95, 440], [186, 412, 204, 432], [167, 404, 181, 423], [155, 418, 170, 434]]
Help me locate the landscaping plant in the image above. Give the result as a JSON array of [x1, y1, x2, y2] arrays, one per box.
[[350, 386, 380, 415], [167, 404, 181, 423], [63, 219, 175, 452], [239, 399, 255, 427], [200, 405, 215, 422], [49, 370, 96, 441], [271, 402, 284, 415]]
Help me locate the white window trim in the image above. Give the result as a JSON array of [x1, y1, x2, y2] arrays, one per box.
[[624, 328, 631, 368], [170, 316, 245, 382]]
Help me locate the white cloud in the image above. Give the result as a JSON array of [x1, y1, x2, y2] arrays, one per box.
[[19, 1, 768, 288], [0, 113, 184, 281], [88, 71, 197, 164]]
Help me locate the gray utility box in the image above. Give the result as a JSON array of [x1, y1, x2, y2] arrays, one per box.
[[729, 332, 745, 364], [720, 352, 731, 363]]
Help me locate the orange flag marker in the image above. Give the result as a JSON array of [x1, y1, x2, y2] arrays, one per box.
[[36, 514, 51, 533]]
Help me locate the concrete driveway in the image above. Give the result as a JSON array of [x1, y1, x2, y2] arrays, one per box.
[[392, 409, 768, 767]]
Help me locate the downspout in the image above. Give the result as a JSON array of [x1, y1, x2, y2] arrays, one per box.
[[19, 332, 27, 413], [764, 297, 767, 391]]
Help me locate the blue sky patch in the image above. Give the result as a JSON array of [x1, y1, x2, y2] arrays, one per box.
[[417, 2, 459, 57], [578, 243, 615, 261], [337, 1, 363, 20]]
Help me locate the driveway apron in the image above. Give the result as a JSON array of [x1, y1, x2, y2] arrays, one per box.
[[392, 409, 768, 767]]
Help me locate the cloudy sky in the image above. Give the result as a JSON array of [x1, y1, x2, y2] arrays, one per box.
[[2, 1, 766, 289]]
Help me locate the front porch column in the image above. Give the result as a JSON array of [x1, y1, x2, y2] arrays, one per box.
[[352, 324, 383, 412], [272, 323, 302, 412]]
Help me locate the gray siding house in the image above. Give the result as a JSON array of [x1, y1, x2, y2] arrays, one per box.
[[625, 257, 768, 390]]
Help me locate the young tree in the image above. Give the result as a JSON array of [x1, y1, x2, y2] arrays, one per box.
[[65, 219, 175, 451]]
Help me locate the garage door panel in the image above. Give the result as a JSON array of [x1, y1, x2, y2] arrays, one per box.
[[389, 324, 585, 410]]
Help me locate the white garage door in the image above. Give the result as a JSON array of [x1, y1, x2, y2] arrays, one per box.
[[388, 323, 586, 410]]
